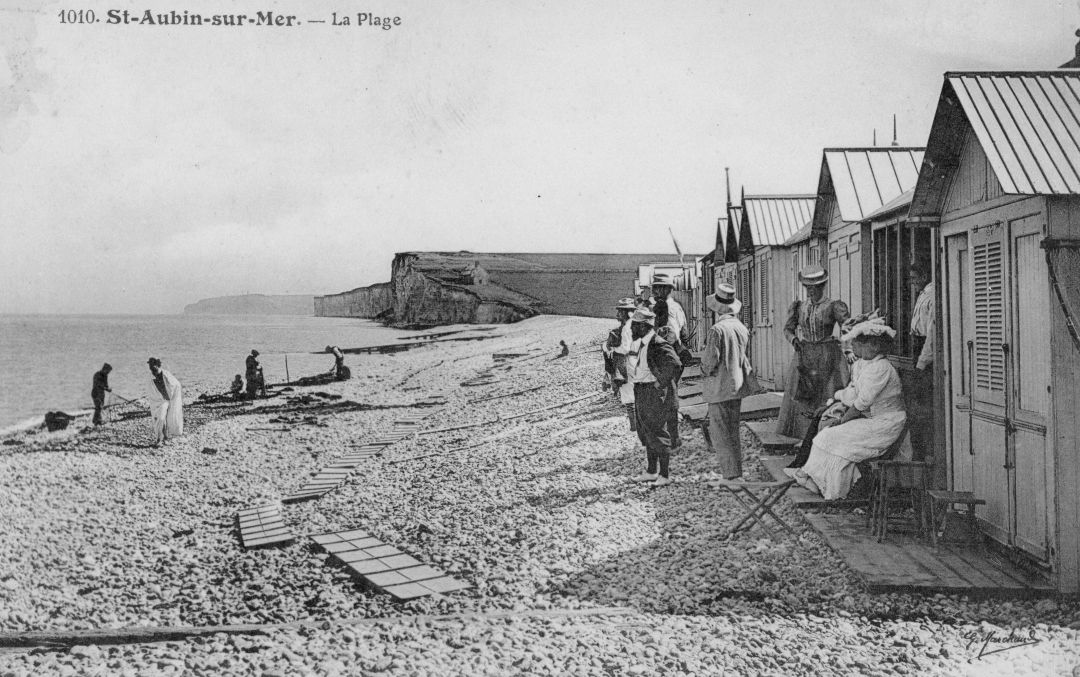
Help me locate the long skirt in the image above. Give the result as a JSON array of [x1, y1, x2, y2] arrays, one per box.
[[786, 411, 906, 500], [776, 341, 848, 438]]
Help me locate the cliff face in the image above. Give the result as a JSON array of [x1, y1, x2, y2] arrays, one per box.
[[183, 294, 314, 315], [389, 254, 539, 326], [314, 283, 393, 318]]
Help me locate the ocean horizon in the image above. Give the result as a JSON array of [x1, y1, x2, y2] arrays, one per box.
[[0, 313, 412, 432]]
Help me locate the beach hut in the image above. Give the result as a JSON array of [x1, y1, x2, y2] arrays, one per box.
[[810, 147, 925, 317], [909, 69, 1080, 593], [736, 195, 816, 389]]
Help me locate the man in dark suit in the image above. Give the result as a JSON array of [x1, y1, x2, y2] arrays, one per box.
[[91, 363, 112, 426], [627, 307, 683, 487]]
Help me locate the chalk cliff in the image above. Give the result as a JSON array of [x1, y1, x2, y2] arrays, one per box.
[[183, 294, 314, 315]]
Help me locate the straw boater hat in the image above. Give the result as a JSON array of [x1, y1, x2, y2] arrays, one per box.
[[706, 284, 742, 316], [615, 297, 638, 311], [630, 307, 656, 325], [798, 265, 829, 286], [650, 272, 675, 288], [841, 318, 897, 343]]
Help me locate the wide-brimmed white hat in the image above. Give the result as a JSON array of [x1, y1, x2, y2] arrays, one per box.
[[615, 297, 638, 311], [631, 307, 656, 325], [706, 284, 742, 316], [841, 318, 897, 342]]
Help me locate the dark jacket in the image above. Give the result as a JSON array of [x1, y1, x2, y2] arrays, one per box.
[[643, 333, 682, 391], [91, 370, 110, 399]]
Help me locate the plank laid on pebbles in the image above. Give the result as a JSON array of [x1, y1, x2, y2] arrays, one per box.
[[417, 392, 604, 436], [236, 504, 294, 549], [310, 529, 469, 601], [0, 607, 636, 648]]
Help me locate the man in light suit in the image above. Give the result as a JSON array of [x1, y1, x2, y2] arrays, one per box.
[[701, 284, 751, 480]]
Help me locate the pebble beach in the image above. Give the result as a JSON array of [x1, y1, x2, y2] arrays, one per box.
[[0, 315, 1078, 676]]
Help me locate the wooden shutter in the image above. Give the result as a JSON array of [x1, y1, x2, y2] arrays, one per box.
[[759, 255, 769, 325], [973, 238, 1005, 395], [739, 266, 752, 327]]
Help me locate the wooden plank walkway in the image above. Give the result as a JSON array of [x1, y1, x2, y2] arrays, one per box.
[[804, 513, 1054, 597], [311, 529, 470, 601], [744, 420, 801, 452], [236, 503, 295, 549]]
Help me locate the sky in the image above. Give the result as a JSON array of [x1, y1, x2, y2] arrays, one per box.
[[1, 0, 1077, 314]]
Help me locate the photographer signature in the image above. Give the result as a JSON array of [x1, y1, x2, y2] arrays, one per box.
[[964, 628, 1040, 661]]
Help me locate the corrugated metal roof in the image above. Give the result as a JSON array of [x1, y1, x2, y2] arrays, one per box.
[[947, 71, 1080, 194], [821, 148, 924, 222], [783, 220, 815, 246], [742, 196, 815, 247], [863, 188, 914, 222]]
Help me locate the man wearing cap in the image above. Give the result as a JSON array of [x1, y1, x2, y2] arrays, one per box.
[[603, 297, 639, 429], [701, 285, 751, 479], [91, 363, 113, 426], [627, 307, 683, 486], [777, 265, 852, 438], [649, 272, 690, 448]]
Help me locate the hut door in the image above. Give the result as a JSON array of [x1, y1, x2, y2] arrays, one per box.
[[950, 216, 1051, 561], [944, 233, 974, 495], [1006, 214, 1050, 561]]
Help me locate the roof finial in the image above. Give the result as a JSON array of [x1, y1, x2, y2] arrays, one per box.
[[725, 167, 732, 210], [873, 128, 877, 146], [891, 114, 899, 146]]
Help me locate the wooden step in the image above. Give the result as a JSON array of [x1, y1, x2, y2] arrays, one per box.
[[745, 420, 801, 451]]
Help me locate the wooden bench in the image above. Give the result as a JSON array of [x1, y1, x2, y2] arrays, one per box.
[[744, 420, 801, 454], [926, 490, 986, 548]]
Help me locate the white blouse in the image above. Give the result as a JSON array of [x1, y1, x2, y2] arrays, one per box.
[[834, 355, 905, 417]]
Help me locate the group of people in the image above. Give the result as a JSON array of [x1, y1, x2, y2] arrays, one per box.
[[602, 272, 699, 487], [91, 359, 183, 446], [603, 262, 931, 500]]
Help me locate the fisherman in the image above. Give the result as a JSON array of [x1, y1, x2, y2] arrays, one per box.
[[701, 285, 752, 480], [91, 363, 113, 426], [627, 307, 682, 487], [648, 272, 690, 448], [326, 345, 350, 381], [245, 350, 261, 397], [148, 357, 183, 446], [230, 374, 244, 399]]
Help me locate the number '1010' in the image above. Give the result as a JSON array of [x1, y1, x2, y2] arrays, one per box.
[[58, 10, 96, 23]]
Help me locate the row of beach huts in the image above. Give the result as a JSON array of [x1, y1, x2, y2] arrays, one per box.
[[649, 49, 1080, 595]]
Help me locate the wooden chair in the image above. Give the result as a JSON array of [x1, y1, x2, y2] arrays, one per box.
[[869, 460, 930, 542], [707, 479, 796, 538]]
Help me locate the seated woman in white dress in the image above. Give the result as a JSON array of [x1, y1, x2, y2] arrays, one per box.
[[785, 320, 907, 500]]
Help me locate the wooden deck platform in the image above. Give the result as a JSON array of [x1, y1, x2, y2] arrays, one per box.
[[756, 450, 1053, 596], [806, 513, 1054, 597], [679, 391, 783, 424], [744, 421, 801, 452]]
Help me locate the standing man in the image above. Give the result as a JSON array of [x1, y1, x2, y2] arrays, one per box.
[[245, 350, 261, 398], [908, 262, 935, 458], [148, 358, 183, 446], [701, 285, 751, 480], [649, 272, 690, 448], [91, 363, 112, 426], [603, 297, 639, 429], [909, 263, 934, 372], [627, 307, 683, 487]]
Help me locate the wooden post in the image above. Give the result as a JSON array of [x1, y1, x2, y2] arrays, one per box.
[[285, 354, 290, 384]]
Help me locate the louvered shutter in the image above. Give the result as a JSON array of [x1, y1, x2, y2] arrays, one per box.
[[739, 266, 752, 327], [759, 255, 770, 325], [972, 237, 1005, 402]]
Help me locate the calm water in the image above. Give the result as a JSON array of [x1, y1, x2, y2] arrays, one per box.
[[0, 314, 413, 431]]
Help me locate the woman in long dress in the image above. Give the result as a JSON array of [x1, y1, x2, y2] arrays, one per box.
[[785, 321, 906, 500], [148, 357, 183, 445], [776, 266, 852, 438]]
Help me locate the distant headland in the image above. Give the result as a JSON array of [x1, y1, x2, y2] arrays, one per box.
[[183, 294, 314, 316]]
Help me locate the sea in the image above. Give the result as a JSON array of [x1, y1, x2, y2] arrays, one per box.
[[0, 314, 414, 433]]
